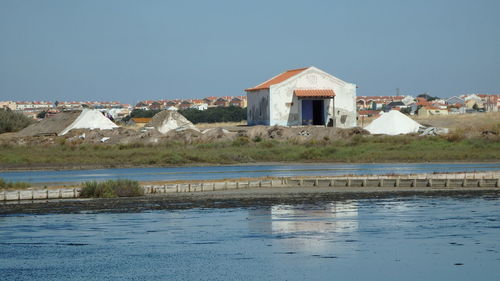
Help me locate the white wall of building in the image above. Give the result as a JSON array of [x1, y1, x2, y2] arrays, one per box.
[[267, 67, 356, 127]]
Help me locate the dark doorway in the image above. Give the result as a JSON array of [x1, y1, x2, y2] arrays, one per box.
[[312, 100, 324, 125], [302, 100, 324, 125]]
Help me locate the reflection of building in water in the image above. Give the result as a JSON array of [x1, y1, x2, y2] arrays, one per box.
[[248, 201, 359, 254]]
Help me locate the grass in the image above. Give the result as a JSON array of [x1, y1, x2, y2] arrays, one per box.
[[0, 178, 30, 189], [0, 134, 499, 169], [80, 179, 144, 198]]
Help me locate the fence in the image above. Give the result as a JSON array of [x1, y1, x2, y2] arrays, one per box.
[[1, 173, 499, 202]]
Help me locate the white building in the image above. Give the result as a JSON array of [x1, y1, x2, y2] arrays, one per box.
[[245, 66, 356, 127]]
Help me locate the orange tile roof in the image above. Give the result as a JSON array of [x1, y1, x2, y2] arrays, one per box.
[[294, 89, 335, 98], [246, 67, 309, 91]]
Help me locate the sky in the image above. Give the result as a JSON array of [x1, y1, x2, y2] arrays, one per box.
[[1, 0, 499, 104]]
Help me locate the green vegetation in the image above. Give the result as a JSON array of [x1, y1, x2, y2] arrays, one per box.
[[80, 179, 144, 198], [0, 109, 35, 133], [123, 107, 246, 124], [0, 135, 498, 169], [179, 106, 246, 124], [0, 178, 30, 189]]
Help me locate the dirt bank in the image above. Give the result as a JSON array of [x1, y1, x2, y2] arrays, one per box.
[[1, 186, 498, 215]]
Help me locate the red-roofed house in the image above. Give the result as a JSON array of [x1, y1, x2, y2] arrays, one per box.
[[245, 66, 356, 127]]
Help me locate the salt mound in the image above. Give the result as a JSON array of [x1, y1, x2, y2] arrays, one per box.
[[365, 110, 422, 135], [146, 110, 199, 134], [60, 109, 119, 135]]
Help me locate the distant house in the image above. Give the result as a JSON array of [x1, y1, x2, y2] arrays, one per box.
[[178, 100, 193, 110], [418, 106, 449, 117], [445, 96, 465, 106], [203, 97, 217, 106], [245, 66, 356, 127], [135, 102, 149, 110], [149, 101, 163, 110], [464, 94, 484, 109], [229, 96, 247, 107], [386, 101, 406, 111], [191, 103, 208, 110], [214, 97, 229, 107], [166, 100, 180, 108]]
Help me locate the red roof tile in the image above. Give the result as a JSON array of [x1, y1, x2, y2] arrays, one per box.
[[246, 67, 309, 91], [294, 89, 335, 98]]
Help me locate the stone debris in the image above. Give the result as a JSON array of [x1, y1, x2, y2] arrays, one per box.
[[419, 127, 449, 136], [146, 110, 199, 134]]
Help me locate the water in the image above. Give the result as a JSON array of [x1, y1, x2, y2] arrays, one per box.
[[1, 162, 499, 184], [1, 196, 499, 280]]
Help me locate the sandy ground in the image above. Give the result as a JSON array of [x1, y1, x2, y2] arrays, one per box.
[[1, 185, 498, 215], [361, 112, 500, 132]]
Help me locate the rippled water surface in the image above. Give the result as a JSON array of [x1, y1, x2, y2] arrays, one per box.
[[1, 162, 499, 183], [1, 197, 499, 281]]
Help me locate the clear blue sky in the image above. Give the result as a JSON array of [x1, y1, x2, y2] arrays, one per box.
[[1, 0, 499, 104]]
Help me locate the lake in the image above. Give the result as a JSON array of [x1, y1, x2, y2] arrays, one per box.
[[1, 162, 499, 184], [1, 195, 499, 281]]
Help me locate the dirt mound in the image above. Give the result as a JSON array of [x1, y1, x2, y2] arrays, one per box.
[[17, 111, 80, 137], [146, 110, 199, 134], [241, 126, 369, 142], [200, 128, 236, 142]]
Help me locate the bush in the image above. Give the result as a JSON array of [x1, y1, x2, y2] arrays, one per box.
[[0, 177, 30, 189], [80, 179, 144, 198], [178, 106, 246, 124], [0, 109, 35, 133]]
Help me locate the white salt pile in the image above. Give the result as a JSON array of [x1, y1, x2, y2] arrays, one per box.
[[364, 110, 422, 135], [60, 109, 119, 135]]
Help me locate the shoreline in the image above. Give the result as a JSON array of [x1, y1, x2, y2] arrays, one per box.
[[1, 160, 500, 173], [1, 186, 499, 215]]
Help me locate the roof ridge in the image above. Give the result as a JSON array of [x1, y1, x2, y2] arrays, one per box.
[[245, 67, 310, 92]]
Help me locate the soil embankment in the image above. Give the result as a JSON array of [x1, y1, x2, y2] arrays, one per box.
[[1, 187, 498, 215]]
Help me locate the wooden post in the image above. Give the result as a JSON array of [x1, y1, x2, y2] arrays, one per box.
[[330, 179, 334, 187], [314, 179, 318, 186]]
